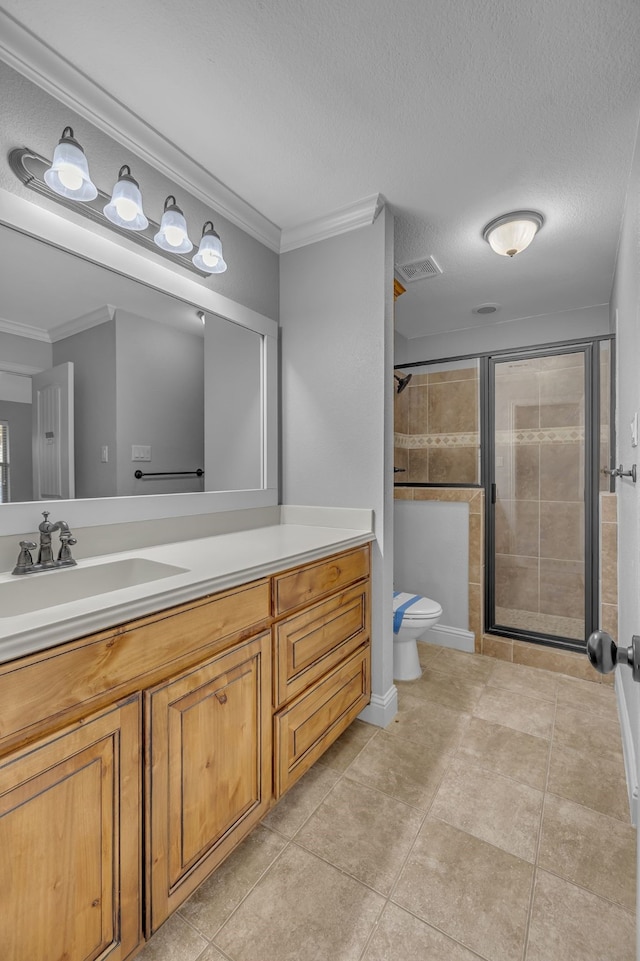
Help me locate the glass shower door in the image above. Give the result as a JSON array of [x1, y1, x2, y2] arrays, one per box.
[[489, 348, 592, 647]]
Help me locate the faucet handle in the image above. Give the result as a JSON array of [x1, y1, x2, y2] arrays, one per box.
[[12, 541, 37, 575], [57, 531, 77, 566]]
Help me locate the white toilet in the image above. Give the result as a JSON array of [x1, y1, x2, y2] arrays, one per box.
[[393, 592, 443, 680]]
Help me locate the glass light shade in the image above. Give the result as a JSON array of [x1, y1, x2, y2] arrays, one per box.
[[483, 211, 543, 257], [103, 166, 148, 230], [192, 222, 227, 273], [154, 197, 192, 253], [44, 128, 97, 201]]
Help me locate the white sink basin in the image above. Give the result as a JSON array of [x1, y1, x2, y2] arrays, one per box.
[[0, 558, 188, 617]]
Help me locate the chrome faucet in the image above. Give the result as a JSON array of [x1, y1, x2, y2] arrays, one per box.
[[12, 512, 78, 575]]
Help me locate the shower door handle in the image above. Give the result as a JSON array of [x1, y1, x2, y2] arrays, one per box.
[[586, 630, 640, 682]]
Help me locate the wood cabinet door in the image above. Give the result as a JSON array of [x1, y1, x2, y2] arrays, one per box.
[[0, 695, 141, 961], [146, 632, 272, 933]]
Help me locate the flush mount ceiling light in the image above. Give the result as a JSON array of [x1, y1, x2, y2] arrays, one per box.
[[154, 196, 193, 253], [482, 210, 544, 257], [44, 126, 97, 201], [192, 221, 227, 274], [103, 165, 148, 231]]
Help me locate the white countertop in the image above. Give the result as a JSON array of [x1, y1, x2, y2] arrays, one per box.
[[0, 519, 374, 665]]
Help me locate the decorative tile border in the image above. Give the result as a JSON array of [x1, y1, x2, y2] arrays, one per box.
[[394, 432, 480, 449], [495, 427, 584, 445]]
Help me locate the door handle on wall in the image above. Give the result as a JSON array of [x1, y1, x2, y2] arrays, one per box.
[[586, 630, 640, 682], [602, 464, 637, 482]]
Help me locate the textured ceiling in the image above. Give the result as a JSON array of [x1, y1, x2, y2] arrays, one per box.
[[1, 0, 640, 340]]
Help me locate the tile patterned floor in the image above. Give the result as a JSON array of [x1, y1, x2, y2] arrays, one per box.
[[138, 644, 636, 961]]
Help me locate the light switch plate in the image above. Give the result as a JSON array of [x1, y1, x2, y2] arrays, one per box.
[[131, 445, 151, 461]]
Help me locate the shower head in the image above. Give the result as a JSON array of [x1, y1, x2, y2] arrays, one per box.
[[394, 372, 412, 394]]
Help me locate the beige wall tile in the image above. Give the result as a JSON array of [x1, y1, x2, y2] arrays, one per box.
[[601, 603, 618, 639], [601, 493, 617, 524], [408, 383, 429, 434], [540, 442, 584, 501], [514, 444, 540, 500], [428, 447, 478, 484], [495, 554, 539, 612], [513, 642, 595, 681], [407, 448, 430, 483], [428, 367, 478, 384], [540, 500, 584, 561], [601, 521, 618, 604], [539, 558, 585, 620], [394, 487, 414, 500], [481, 635, 513, 661], [429, 380, 478, 433]]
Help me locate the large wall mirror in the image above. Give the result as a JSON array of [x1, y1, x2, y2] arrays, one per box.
[[0, 189, 278, 532]]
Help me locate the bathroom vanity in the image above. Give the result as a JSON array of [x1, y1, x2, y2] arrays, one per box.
[[0, 527, 371, 960]]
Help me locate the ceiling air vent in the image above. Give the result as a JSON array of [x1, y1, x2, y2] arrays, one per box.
[[395, 255, 442, 284]]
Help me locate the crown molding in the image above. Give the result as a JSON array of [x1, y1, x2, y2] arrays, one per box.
[[49, 305, 116, 343], [0, 9, 281, 252], [0, 316, 50, 342], [280, 194, 385, 253], [0, 361, 43, 376]]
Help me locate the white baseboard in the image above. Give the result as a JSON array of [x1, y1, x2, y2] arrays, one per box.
[[615, 672, 638, 826], [359, 684, 398, 728], [420, 623, 475, 653]]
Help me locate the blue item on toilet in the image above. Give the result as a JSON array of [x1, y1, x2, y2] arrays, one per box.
[[393, 591, 423, 634]]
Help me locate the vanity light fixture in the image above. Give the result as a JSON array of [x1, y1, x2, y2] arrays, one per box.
[[192, 221, 227, 274], [103, 165, 148, 231], [43, 126, 98, 201], [482, 210, 544, 257], [11, 144, 227, 278], [154, 196, 193, 253]]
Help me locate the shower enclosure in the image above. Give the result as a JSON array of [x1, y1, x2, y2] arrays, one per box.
[[394, 338, 612, 651]]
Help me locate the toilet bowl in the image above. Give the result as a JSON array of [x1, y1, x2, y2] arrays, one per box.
[[393, 592, 443, 680]]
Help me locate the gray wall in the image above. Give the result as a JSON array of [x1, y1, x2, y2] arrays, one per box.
[[280, 209, 396, 722], [394, 500, 469, 630], [0, 400, 32, 501], [115, 312, 204, 497], [395, 303, 610, 365], [610, 113, 640, 824], [53, 320, 118, 498], [0, 59, 279, 321], [204, 315, 262, 491]]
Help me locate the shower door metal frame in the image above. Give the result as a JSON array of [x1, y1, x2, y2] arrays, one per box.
[[484, 342, 600, 652]]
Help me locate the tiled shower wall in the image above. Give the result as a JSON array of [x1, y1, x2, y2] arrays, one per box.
[[394, 366, 480, 484], [493, 353, 586, 641]]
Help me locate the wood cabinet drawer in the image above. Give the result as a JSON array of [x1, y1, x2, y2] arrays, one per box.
[[273, 644, 370, 797], [273, 582, 369, 708], [0, 578, 270, 754], [273, 545, 370, 616]]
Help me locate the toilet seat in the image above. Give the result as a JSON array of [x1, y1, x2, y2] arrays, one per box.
[[393, 592, 442, 619]]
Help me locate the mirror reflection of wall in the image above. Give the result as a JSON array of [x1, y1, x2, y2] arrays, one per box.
[[54, 310, 205, 498], [0, 224, 266, 504], [0, 373, 33, 502]]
